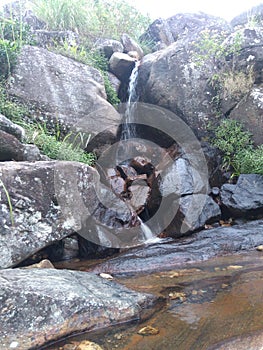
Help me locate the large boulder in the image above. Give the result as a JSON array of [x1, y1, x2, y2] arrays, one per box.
[[157, 157, 221, 237], [7, 45, 121, 151], [229, 86, 263, 145], [137, 13, 263, 139], [0, 161, 138, 268], [140, 13, 231, 51], [137, 38, 223, 137], [220, 174, 263, 218], [0, 268, 157, 350]]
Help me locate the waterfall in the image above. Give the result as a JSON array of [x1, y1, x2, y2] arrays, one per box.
[[138, 217, 161, 244], [117, 61, 161, 244], [120, 61, 140, 141]]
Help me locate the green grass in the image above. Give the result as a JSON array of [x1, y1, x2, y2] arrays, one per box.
[[31, 0, 151, 42], [26, 124, 96, 165]]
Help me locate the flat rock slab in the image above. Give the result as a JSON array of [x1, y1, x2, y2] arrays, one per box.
[[0, 268, 157, 350], [91, 220, 263, 276]]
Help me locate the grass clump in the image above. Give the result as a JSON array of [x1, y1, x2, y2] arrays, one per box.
[[26, 125, 96, 165], [0, 86, 95, 165], [212, 119, 263, 176], [31, 0, 151, 42], [0, 5, 33, 79]]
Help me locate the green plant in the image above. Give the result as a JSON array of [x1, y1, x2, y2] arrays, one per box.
[[31, 0, 89, 33], [212, 119, 263, 176], [32, 0, 150, 42], [0, 179, 14, 226], [0, 83, 27, 121], [26, 124, 95, 165], [234, 145, 263, 175], [0, 2, 33, 79]]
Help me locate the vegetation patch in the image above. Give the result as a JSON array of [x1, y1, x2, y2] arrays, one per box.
[[212, 119, 263, 176]]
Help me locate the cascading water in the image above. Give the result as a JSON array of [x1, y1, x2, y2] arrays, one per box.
[[120, 60, 140, 141], [118, 60, 161, 244]]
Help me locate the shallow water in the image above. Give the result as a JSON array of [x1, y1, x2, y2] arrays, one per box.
[[48, 251, 263, 350]]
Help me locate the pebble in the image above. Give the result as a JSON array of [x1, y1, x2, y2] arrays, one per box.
[[226, 265, 243, 270], [138, 326, 159, 336], [99, 273, 114, 280], [168, 292, 187, 301], [256, 245, 263, 251]]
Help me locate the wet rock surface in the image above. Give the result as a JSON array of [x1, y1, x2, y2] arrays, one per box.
[[0, 268, 158, 350], [91, 219, 263, 276]]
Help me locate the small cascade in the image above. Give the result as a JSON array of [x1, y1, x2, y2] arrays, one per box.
[[120, 61, 140, 141], [138, 217, 161, 244]]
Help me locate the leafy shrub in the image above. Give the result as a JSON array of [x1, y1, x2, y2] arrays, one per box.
[[212, 119, 263, 176], [234, 146, 263, 175]]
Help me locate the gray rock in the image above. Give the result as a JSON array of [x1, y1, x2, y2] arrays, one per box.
[[109, 52, 136, 81], [0, 129, 44, 162], [8, 45, 121, 152], [0, 161, 137, 268], [0, 130, 25, 161], [230, 4, 263, 28], [137, 39, 222, 137], [165, 194, 221, 237], [140, 18, 175, 51], [140, 13, 231, 51], [0, 268, 157, 350], [0, 114, 25, 141], [107, 72, 121, 95], [160, 157, 208, 197], [22, 144, 42, 161], [32, 29, 79, 48], [220, 174, 263, 218], [121, 33, 143, 59], [229, 86, 263, 146], [95, 38, 124, 59], [91, 219, 263, 275], [208, 330, 263, 350]]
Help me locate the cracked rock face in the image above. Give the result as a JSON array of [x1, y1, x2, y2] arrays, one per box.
[[0, 161, 136, 268], [0, 268, 158, 350]]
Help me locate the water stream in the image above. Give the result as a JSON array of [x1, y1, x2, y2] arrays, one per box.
[[117, 61, 158, 243], [50, 251, 263, 350], [120, 61, 140, 141]]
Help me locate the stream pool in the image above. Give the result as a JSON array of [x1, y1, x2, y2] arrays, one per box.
[[45, 251, 263, 350]]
